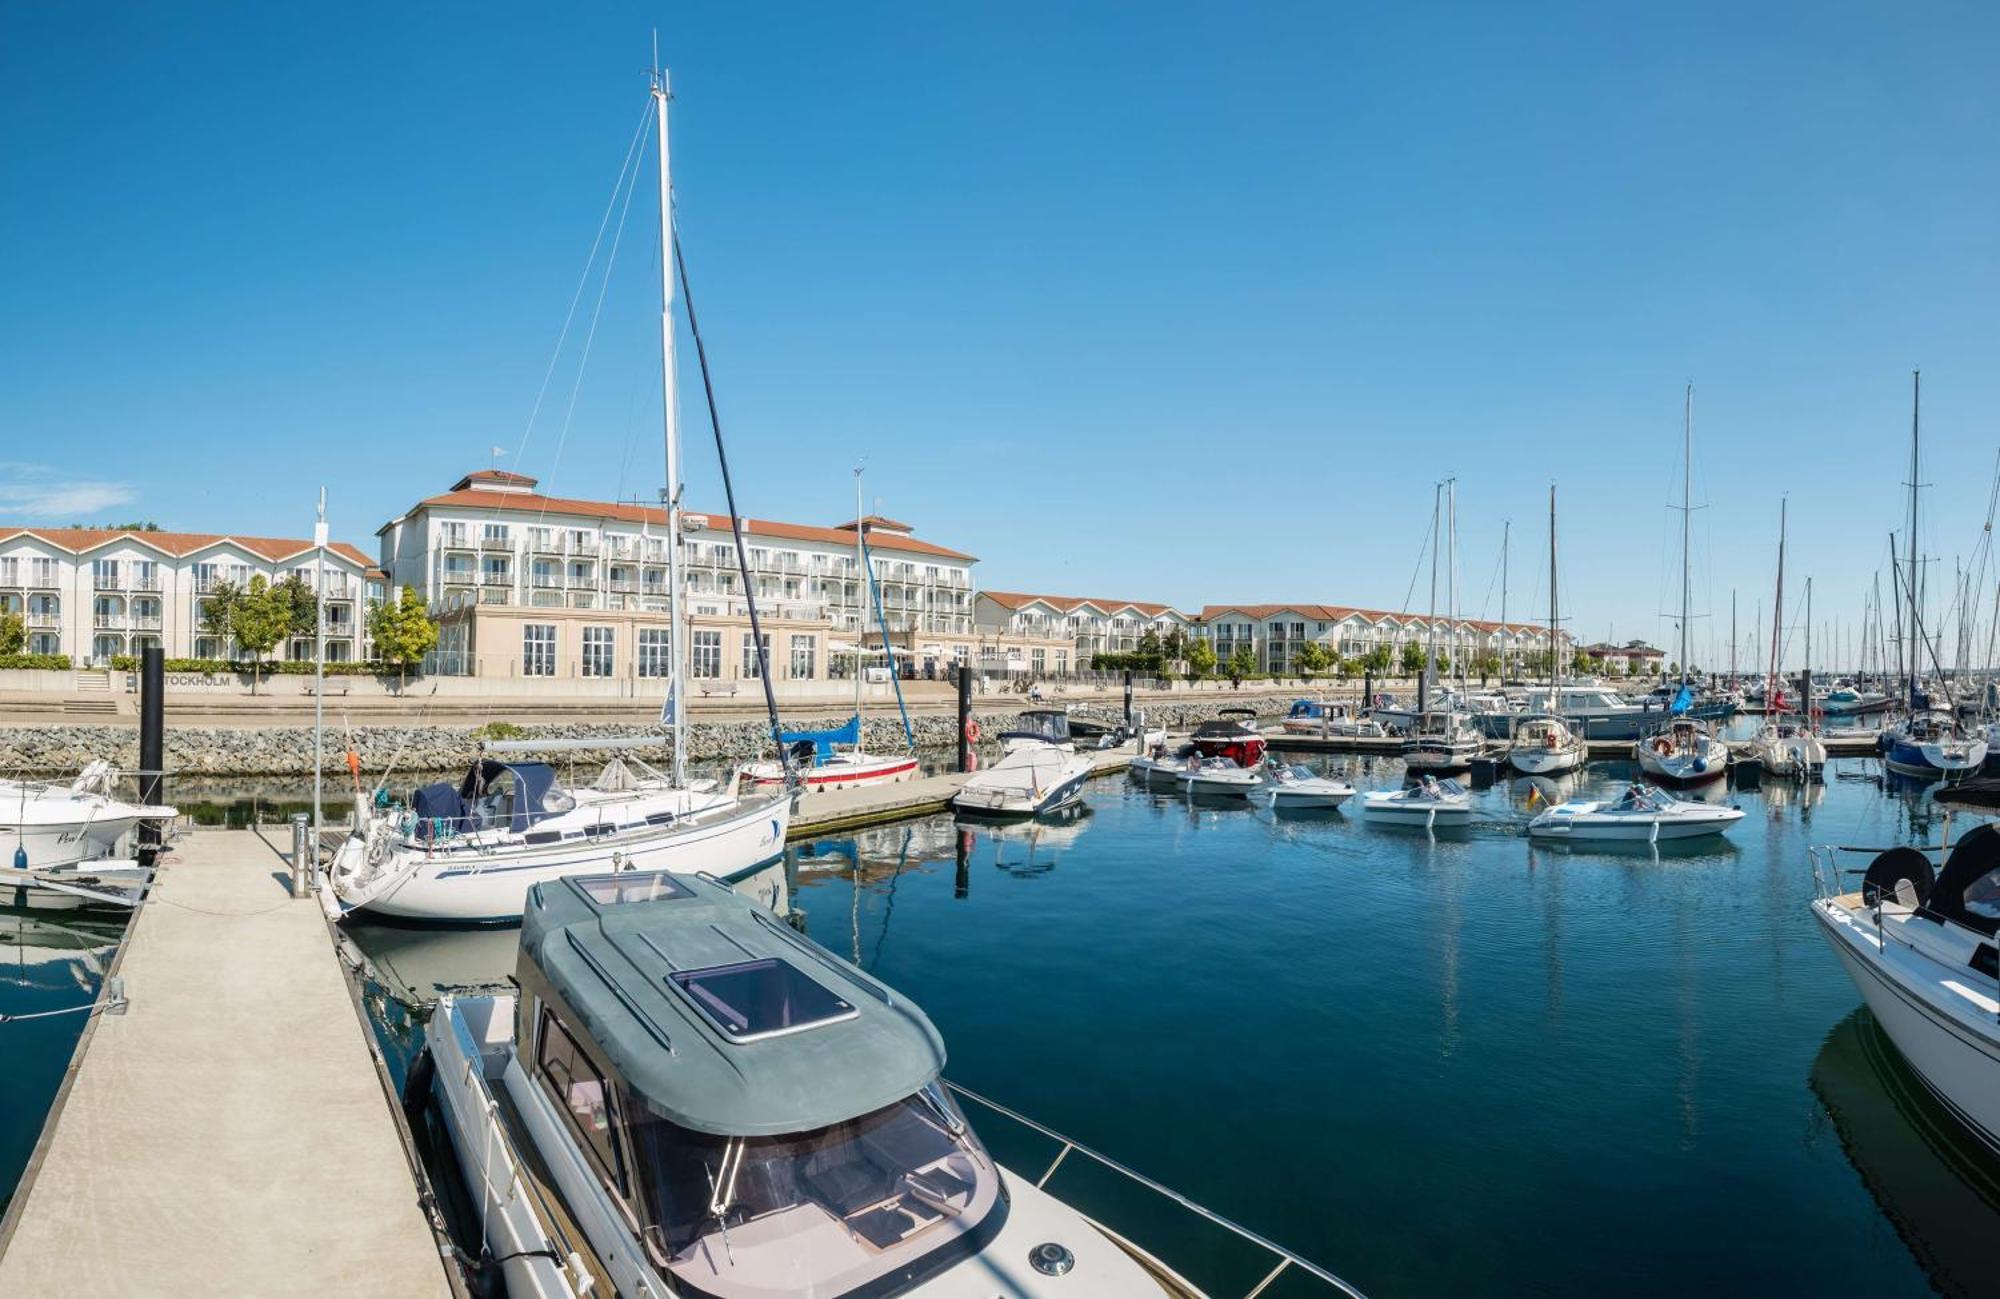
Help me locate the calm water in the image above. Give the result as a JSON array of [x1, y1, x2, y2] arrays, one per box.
[[6, 755, 1999, 1295]]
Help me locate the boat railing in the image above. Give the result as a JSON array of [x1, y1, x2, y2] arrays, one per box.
[[945, 1081, 1368, 1299]]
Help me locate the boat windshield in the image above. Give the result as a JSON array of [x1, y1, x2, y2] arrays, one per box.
[[631, 1085, 995, 1286], [1609, 784, 1667, 813]]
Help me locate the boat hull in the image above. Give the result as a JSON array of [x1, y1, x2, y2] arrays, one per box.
[[1527, 809, 1741, 841], [742, 753, 919, 792], [1883, 737, 1988, 778], [1507, 746, 1583, 776], [954, 761, 1094, 819], [1813, 902, 2000, 1154]]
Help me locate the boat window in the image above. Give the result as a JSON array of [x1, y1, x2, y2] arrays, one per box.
[[577, 872, 693, 906], [668, 958, 858, 1042], [627, 1089, 989, 1266], [1965, 867, 2000, 921], [537, 1009, 627, 1194]]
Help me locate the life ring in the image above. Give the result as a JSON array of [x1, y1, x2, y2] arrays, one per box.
[[1652, 737, 1672, 756], [964, 718, 982, 745]]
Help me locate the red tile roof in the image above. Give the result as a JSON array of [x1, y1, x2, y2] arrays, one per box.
[[980, 591, 1184, 618], [451, 469, 539, 490], [835, 515, 916, 533], [0, 527, 383, 576], [394, 489, 976, 561]]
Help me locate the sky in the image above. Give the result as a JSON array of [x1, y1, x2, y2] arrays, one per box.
[[5, 2, 2000, 671]]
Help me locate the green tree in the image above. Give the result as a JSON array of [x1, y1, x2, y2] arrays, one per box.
[[1398, 641, 1425, 676], [1225, 645, 1256, 684], [1163, 626, 1190, 663], [1186, 639, 1217, 680], [0, 609, 24, 656], [229, 576, 290, 693], [1138, 628, 1163, 658], [1293, 641, 1333, 677], [369, 585, 439, 688], [1361, 644, 1393, 674], [198, 578, 243, 646], [271, 573, 320, 642], [1472, 653, 1502, 683]]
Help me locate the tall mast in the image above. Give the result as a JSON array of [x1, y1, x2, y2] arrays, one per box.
[[1501, 518, 1509, 681], [1769, 499, 1785, 703], [1805, 577, 1814, 724], [1448, 478, 1460, 685], [1909, 370, 1921, 706], [653, 67, 687, 788], [1549, 485, 1559, 697], [1424, 482, 1439, 710], [1679, 383, 1692, 687], [853, 464, 866, 725], [1729, 589, 1736, 686]]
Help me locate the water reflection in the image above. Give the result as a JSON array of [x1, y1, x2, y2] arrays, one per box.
[[1811, 1009, 2000, 1297], [0, 908, 122, 993]]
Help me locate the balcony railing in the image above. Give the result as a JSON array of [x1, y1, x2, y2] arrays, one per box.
[[479, 571, 513, 586], [567, 539, 600, 557], [479, 537, 514, 552], [27, 611, 60, 628], [93, 612, 124, 629], [92, 574, 122, 590], [441, 572, 476, 587], [608, 579, 638, 593], [530, 574, 563, 590], [131, 614, 162, 630], [441, 533, 472, 550], [130, 574, 161, 592]]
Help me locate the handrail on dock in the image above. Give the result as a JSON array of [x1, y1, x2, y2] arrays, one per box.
[[944, 1081, 1369, 1299]]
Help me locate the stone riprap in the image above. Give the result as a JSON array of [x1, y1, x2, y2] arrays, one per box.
[[0, 693, 1300, 776]]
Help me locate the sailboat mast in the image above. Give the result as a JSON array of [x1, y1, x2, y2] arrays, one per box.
[[1680, 383, 1692, 687], [1769, 499, 1785, 702], [1449, 478, 1461, 685], [1909, 370, 1921, 706], [853, 465, 865, 725], [1501, 519, 1509, 681], [1424, 482, 1439, 710], [1729, 589, 1736, 686], [653, 69, 687, 788], [1549, 485, 1559, 697]]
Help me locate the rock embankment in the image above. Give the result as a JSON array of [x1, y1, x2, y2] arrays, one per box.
[[0, 693, 1294, 776]]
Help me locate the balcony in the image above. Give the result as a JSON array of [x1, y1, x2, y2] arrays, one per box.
[[530, 574, 563, 590], [131, 614, 163, 631], [479, 588, 513, 606], [93, 574, 122, 591], [27, 611, 60, 628], [93, 612, 124, 629], [440, 533, 473, 551], [479, 537, 514, 553], [567, 539, 601, 558], [479, 571, 514, 587], [130, 573, 161, 592], [608, 578, 638, 594]]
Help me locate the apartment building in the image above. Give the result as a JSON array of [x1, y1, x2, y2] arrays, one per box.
[[972, 592, 1194, 674], [0, 527, 384, 664], [375, 471, 979, 685], [1196, 604, 1570, 674], [1580, 640, 1668, 674]]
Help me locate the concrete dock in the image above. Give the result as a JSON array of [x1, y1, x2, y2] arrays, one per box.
[[0, 831, 453, 1297]]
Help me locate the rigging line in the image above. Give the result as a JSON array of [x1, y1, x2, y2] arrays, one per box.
[[535, 108, 653, 534], [673, 234, 790, 777], [1397, 507, 1436, 619]]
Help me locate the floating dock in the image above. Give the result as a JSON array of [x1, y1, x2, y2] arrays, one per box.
[[789, 748, 1133, 838], [0, 831, 454, 1298], [1265, 730, 1885, 761]]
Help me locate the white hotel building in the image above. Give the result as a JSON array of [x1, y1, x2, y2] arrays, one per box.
[[375, 471, 979, 686], [1197, 604, 1569, 674], [0, 527, 385, 664]]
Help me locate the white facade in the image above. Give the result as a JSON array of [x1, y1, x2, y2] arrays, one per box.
[[0, 528, 384, 665], [1197, 605, 1569, 675], [973, 592, 1194, 670]]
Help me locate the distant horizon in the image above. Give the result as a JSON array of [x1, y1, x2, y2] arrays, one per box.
[[5, 3, 1998, 674]]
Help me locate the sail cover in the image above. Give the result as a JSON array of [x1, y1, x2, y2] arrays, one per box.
[[780, 715, 861, 763]]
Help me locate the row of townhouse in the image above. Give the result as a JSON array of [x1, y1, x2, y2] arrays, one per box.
[[0, 528, 385, 664]]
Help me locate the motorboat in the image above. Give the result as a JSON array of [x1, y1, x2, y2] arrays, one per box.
[[1261, 762, 1354, 810], [1748, 715, 1828, 781], [1174, 756, 1261, 798], [1822, 686, 1890, 718], [1360, 775, 1472, 827], [1188, 716, 1267, 767], [1280, 699, 1385, 737], [0, 759, 177, 870], [1526, 782, 1744, 842], [424, 868, 1292, 1297], [1401, 711, 1482, 773], [1811, 828, 2000, 1153], [739, 716, 920, 793], [326, 756, 792, 923], [951, 710, 1095, 818], [1500, 685, 1662, 742], [1128, 743, 1193, 787], [1882, 709, 1986, 779], [1505, 715, 1583, 776], [1634, 717, 1729, 787]]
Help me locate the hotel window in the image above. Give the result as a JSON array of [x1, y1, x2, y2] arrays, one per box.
[[789, 634, 815, 680], [1031, 648, 1046, 673], [134, 561, 157, 589], [441, 523, 467, 547], [0, 558, 14, 585], [482, 523, 510, 544], [581, 626, 615, 677], [638, 628, 671, 678], [741, 632, 770, 680], [529, 526, 554, 551], [32, 557, 57, 587], [1055, 650, 1069, 675], [93, 559, 119, 587], [523, 624, 556, 677], [482, 555, 511, 579], [691, 630, 721, 679]]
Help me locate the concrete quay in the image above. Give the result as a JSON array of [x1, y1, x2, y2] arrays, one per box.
[[0, 831, 453, 1298]]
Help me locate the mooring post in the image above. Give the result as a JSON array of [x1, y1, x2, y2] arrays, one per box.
[[957, 665, 973, 773], [289, 813, 310, 899], [138, 645, 165, 859]]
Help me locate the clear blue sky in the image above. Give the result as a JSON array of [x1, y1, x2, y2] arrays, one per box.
[[5, 2, 1999, 670]]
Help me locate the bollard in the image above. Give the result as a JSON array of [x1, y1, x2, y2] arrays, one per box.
[[290, 813, 311, 899], [957, 667, 974, 773], [1123, 670, 1134, 729], [138, 645, 165, 857]]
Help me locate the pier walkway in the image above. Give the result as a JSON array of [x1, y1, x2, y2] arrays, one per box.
[[0, 832, 452, 1297]]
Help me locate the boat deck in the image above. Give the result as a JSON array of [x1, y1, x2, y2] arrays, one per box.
[[0, 830, 454, 1297]]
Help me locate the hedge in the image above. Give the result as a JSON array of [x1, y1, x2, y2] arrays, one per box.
[[0, 653, 73, 670], [108, 655, 407, 676]]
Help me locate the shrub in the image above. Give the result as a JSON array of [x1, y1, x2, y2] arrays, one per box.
[[110, 655, 402, 677], [472, 721, 527, 742], [0, 653, 73, 670]]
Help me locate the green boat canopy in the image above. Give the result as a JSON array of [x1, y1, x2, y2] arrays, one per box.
[[522, 871, 947, 1137]]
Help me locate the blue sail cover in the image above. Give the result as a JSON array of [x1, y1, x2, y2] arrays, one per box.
[[780, 715, 860, 764], [1670, 684, 1694, 714]]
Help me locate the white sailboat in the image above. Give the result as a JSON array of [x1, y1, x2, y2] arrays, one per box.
[[1508, 487, 1584, 776], [326, 72, 792, 923], [739, 466, 921, 792], [1634, 386, 1729, 787], [1749, 507, 1828, 781]]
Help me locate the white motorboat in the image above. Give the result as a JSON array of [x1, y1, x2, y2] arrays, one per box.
[[1128, 744, 1192, 787], [952, 710, 1095, 818], [1634, 717, 1730, 786], [1360, 775, 1472, 827], [1175, 756, 1261, 798], [1811, 830, 2000, 1153], [1261, 762, 1354, 810], [1401, 711, 1482, 773], [424, 867, 1356, 1298], [1506, 715, 1583, 776], [1280, 699, 1385, 738], [326, 755, 791, 923], [1, 760, 177, 870], [1526, 782, 1743, 842]]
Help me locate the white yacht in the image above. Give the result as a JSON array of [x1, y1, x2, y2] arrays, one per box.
[[951, 710, 1095, 819], [1882, 709, 1986, 779], [1401, 711, 1482, 773], [326, 755, 790, 922], [1, 760, 176, 870], [1811, 830, 2000, 1153], [1280, 699, 1384, 737], [1360, 775, 1472, 828], [1506, 715, 1583, 776], [1527, 782, 1743, 842], [425, 868, 1363, 1297], [1634, 717, 1729, 787], [1748, 716, 1827, 782], [1261, 762, 1355, 810]]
